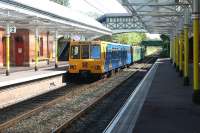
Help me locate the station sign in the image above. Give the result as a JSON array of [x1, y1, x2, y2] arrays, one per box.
[[9, 26, 16, 33]]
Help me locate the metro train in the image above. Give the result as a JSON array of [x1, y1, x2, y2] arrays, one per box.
[[68, 41, 145, 77]]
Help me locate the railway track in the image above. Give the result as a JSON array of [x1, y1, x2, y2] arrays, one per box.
[[0, 82, 77, 130], [54, 57, 155, 133], [53, 56, 157, 133], [0, 77, 113, 131], [0, 56, 156, 133]]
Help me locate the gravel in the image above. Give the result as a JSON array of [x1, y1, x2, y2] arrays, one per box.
[[2, 65, 141, 133]]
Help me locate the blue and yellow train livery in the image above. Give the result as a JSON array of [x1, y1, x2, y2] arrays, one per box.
[[104, 42, 132, 72], [68, 41, 144, 76]]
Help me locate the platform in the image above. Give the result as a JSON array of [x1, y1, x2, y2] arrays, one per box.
[[104, 58, 200, 133], [133, 59, 200, 133], [0, 65, 67, 109], [0, 68, 66, 88], [0, 61, 68, 75]]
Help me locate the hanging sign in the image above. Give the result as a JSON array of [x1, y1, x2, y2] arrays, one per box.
[[9, 26, 16, 33]]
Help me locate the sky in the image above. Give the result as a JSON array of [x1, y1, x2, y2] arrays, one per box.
[[146, 33, 161, 40]]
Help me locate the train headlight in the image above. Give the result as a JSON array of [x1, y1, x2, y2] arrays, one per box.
[[70, 65, 76, 70], [95, 65, 101, 70]]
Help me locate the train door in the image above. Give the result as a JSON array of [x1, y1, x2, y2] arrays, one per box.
[[105, 44, 111, 72], [15, 36, 24, 66], [111, 46, 115, 69]]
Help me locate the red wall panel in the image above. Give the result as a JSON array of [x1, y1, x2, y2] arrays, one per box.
[[11, 29, 29, 66]]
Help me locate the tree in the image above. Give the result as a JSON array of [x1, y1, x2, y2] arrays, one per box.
[[50, 0, 69, 7], [160, 34, 170, 57], [103, 32, 147, 45]]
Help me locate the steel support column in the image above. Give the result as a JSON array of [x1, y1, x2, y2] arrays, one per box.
[[35, 27, 39, 71], [179, 31, 184, 76], [173, 36, 176, 67], [55, 30, 58, 68], [173, 38, 176, 65], [5, 23, 10, 76], [176, 35, 179, 72], [170, 35, 173, 63], [192, 0, 200, 103], [184, 8, 190, 85], [47, 31, 50, 64]]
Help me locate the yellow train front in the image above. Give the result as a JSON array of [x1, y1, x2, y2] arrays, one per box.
[[69, 41, 106, 77]]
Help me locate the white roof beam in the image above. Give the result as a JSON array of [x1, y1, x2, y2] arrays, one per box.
[[123, 3, 189, 7]]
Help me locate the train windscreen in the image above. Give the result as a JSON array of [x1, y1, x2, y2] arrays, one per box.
[[70, 45, 80, 59], [81, 45, 89, 59], [90, 45, 100, 59]]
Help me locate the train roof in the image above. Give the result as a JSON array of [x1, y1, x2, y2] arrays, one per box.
[[70, 40, 102, 45], [70, 41, 135, 47]]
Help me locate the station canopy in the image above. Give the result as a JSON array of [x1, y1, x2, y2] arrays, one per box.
[[117, 0, 192, 34], [0, 0, 112, 37]]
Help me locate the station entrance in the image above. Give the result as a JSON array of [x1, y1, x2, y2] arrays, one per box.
[[15, 36, 24, 66]]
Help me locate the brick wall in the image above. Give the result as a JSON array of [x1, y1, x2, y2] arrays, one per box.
[[29, 31, 55, 66], [0, 28, 55, 67]]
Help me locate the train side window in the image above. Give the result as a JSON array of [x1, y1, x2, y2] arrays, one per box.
[[90, 45, 100, 59], [71, 45, 80, 59]]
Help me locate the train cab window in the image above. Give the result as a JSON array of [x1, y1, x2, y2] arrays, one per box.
[[81, 45, 89, 59], [71, 45, 80, 59], [90, 45, 100, 59]]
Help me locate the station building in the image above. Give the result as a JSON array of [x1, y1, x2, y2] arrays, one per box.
[[0, 0, 111, 75], [0, 28, 55, 67]]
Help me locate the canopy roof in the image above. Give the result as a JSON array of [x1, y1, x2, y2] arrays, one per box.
[[0, 0, 112, 37], [118, 0, 192, 34]]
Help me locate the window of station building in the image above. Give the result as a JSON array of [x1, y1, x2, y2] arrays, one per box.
[[71, 45, 80, 59], [81, 45, 89, 59], [15, 36, 23, 44], [90, 45, 100, 59]]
